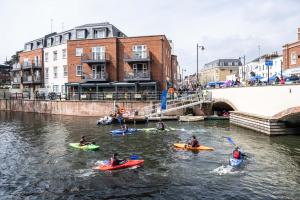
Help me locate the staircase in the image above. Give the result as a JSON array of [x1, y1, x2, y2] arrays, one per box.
[[143, 91, 212, 117]]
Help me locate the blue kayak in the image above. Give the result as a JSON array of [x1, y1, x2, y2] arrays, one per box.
[[110, 128, 138, 135], [229, 155, 244, 167]]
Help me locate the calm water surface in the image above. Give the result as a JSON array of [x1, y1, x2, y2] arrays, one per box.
[[0, 111, 299, 199]]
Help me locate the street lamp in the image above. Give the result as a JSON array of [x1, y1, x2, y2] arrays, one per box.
[[197, 44, 205, 85], [239, 56, 246, 81]]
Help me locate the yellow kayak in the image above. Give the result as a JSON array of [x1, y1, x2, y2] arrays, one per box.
[[174, 143, 214, 151]]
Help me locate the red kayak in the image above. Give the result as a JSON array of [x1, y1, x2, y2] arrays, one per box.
[[94, 160, 144, 171]]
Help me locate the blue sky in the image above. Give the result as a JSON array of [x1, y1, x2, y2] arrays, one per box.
[[1, 0, 300, 74]]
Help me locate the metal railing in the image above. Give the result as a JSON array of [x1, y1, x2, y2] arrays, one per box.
[[82, 73, 108, 81], [66, 91, 161, 101], [124, 71, 151, 80], [124, 51, 150, 61], [0, 91, 31, 100], [81, 52, 110, 63]]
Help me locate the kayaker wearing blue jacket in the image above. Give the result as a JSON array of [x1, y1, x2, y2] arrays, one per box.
[[188, 135, 200, 147]]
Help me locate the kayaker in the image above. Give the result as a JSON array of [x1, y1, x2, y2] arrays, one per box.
[[121, 124, 128, 132], [188, 135, 200, 147], [156, 120, 166, 130], [79, 136, 90, 146], [110, 153, 126, 166], [233, 147, 242, 159]]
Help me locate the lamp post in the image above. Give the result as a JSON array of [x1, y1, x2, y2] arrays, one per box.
[[239, 55, 246, 81], [197, 44, 205, 85]]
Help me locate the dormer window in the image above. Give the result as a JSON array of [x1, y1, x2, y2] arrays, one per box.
[[25, 44, 31, 51], [55, 36, 61, 45], [94, 29, 106, 39], [63, 33, 70, 43], [47, 38, 52, 47], [76, 30, 86, 39], [37, 41, 42, 48]]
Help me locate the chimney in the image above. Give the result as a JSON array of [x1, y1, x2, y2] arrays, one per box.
[[298, 28, 300, 41]]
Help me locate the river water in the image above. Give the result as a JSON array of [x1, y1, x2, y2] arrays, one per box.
[[0, 111, 299, 200]]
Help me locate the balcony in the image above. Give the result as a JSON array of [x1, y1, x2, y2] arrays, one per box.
[[81, 53, 110, 63], [32, 62, 42, 69], [124, 71, 151, 81], [22, 63, 32, 70], [23, 76, 42, 84], [124, 51, 151, 63], [12, 77, 21, 84], [11, 67, 21, 72], [81, 73, 108, 82]]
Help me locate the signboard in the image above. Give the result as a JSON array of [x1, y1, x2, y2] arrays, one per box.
[[160, 89, 167, 110], [265, 60, 273, 66]]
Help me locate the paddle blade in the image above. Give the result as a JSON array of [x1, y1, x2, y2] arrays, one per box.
[[226, 137, 236, 146], [130, 155, 139, 160]]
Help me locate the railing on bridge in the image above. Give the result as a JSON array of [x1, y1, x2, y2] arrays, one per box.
[[143, 91, 212, 117]]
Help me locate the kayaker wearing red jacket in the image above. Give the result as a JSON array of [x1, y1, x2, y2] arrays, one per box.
[[110, 153, 126, 166], [188, 135, 200, 147], [233, 147, 242, 159]]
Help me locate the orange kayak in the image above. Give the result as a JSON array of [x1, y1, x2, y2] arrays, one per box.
[[174, 143, 214, 151], [94, 160, 144, 171]]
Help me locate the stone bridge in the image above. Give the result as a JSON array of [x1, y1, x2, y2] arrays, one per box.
[[209, 85, 300, 135]]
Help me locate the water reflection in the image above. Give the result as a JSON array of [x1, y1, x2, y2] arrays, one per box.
[[0, 111, 299, 199]]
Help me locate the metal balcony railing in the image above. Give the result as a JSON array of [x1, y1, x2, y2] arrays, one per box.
[[124, 51, 151, 62], [81, 72, 108, 82], [22, 63, 32, 70], [124, 71, 151, 81], [81, 52, 110, 63], [32, 62, 42, 69]]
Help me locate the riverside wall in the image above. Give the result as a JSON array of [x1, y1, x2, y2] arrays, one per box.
[[0, 99, 186, 117]]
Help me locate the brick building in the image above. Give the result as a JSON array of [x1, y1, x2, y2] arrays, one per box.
[[283, 28, 300, 76], [14, 22, 178, 96]]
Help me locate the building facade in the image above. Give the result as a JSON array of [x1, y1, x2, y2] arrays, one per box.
[[200, 59, 242, 85], [0, 64, 11, 88], [240, 53, 283, 81], [283, 27, 300, 76], [13, 22, 177, 96]]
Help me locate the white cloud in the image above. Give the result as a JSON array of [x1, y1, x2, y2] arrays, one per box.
[[1, 0, 300, 75]]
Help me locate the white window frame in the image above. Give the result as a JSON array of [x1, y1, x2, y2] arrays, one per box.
[[45, 52, 49, 62], [76, 30, 85, 39], [94, 29, 106, 39], [92, 46, 105, 60], [53, 85, 59, 93], [62, 49, 67, 59], [76, 65, 82, 76], [61, 85, 65, 94], [55, 36, 61, 45], [75, 48, 83, 57], [53, 51, 58, 61], [133, 45, 147, 59], [291, 52, 297, 65], [47, 38, 52, 47], [45, 68, 49, 79], [63, 65, 68, 77], [63, 33, 69, 43], [53, 66, 58, 78]]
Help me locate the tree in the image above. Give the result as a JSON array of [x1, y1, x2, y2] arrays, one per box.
[[5, 52, 19, 66]]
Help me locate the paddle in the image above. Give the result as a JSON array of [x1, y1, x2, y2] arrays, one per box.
[[225, 137, 236, 147], [130, 154, 139, 160]]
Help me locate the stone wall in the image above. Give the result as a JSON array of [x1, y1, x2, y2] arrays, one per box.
[[0, 99, 154, 117]]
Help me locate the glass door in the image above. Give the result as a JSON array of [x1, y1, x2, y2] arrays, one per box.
[[92, 46, 105, 60]]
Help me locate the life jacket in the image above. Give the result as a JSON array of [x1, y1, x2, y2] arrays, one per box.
[[233, 150, 240, 159]]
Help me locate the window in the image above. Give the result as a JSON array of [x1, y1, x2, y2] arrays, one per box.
[[63, 33, 70, 43], [262, 65, 264, 70], [63, 65, 68, 77], [55, 36, 61, 45], [61, 85, 65, 94], [220, 62, 224, 66], [228, 62, 232, 66], [94, 29, 106, 38], [45, 53, 49, 62], [76, 30, 85, 39], [133, 45, 147, 58], [45, 68, 49, 79], [76, 48, 83, 56], [92, 46, 105, 60], [291, 52, 297, 65], [26, 44, 31, 51], [234, 62, 239, 66], [53, 85, 59, 93], [53, 51, 57, 61], [53, 66, 58, 78], [62, 49, 67, 59], [76, 65, 82, 76], [47, 38, 52, 47]]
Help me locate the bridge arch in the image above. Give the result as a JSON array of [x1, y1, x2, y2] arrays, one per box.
[[212, 98, 237, 114], [273, 107, 300, 133]]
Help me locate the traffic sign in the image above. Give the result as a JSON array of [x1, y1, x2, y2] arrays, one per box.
[[265, 60, 273, 66]]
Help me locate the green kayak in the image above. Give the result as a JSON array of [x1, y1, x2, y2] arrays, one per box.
[[69, 143, 100, 151]]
